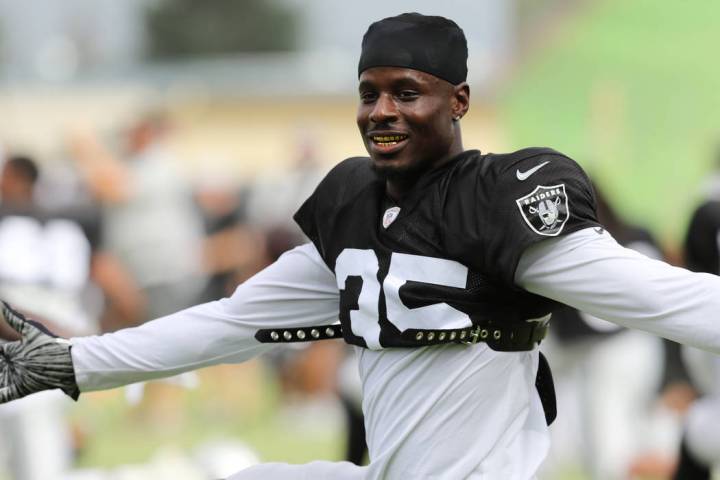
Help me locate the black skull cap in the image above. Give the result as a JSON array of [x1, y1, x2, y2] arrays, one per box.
[[358, 12, 468, 85]]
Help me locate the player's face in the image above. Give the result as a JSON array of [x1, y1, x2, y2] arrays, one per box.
[[357, 67, 467, 182]]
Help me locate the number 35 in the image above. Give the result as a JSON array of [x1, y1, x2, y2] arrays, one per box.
[[335, 249, 472, 349]]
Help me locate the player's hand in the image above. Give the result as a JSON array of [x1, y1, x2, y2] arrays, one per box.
[[0, 301, 79, 403]]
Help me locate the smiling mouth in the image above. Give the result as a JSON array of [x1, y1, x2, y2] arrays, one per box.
[[371, 134, 408, 147]]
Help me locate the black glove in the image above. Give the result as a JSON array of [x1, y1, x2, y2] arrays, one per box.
[[0, 301, 79, 403]]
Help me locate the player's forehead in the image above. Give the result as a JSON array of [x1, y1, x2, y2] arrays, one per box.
[[358, 66, 444, 90]]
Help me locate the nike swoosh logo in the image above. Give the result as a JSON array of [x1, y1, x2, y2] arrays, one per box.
[[516, 161, 550, 181]]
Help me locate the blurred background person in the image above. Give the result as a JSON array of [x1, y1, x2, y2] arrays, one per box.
[[541, 183, 681, 480], [672, 153, 720, 479], [242, 133, 367, 465], [70, 113, 208, 324], [243, 132, 327, 241], [0, 153, 141, 480], [67, 113, 210, 419], [193, 174, 264, 303]]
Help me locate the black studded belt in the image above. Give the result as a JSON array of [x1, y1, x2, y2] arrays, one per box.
[[255, 315, 550, 352], [255, 324, 343, 343]]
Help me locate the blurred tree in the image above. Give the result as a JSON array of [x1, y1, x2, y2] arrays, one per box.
[[145, 0, 297, 59]]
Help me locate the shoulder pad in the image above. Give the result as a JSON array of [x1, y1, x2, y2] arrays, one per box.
[[314, 157, 375, 203]]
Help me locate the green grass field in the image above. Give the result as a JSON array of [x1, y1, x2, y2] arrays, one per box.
[[500, 0, 720, 247], [69, 363, 344, 470]]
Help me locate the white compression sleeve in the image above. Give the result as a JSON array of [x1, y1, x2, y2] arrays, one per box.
[[515, 228, 720, 354], [71, 243, 340, 392]]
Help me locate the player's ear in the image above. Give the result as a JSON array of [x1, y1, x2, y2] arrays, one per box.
[[451, 82, 470, 121]]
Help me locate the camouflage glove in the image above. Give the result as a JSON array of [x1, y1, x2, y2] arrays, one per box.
[[0, 302, 79, 403]]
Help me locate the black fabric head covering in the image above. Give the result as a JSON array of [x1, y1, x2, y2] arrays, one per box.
[[358, 13, 468, 85]]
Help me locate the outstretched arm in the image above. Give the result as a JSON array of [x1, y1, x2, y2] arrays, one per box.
[[1, 243, 339, 401], [516, 228, 720, 353]]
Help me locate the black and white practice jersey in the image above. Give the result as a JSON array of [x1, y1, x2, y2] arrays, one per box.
[[67, 149, 720, 479], [685, 200, 720, 275], [294, 147, 600, 349], [0, 206, 100, 288], [0, 205, 101, 333]]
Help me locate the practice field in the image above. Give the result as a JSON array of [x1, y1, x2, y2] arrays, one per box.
[[59, 365, 653, 480], [500, 0, 720, 247], [65, 365, 589, 480], [69, 363, 344, 471]]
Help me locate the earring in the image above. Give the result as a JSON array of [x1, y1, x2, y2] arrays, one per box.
[[453, 116, 461, 121]]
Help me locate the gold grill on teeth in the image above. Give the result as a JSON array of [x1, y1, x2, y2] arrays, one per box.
[[372, 135, 408, 144]]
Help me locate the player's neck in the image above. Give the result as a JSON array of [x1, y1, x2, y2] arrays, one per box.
[[385, 139, 464, 202]]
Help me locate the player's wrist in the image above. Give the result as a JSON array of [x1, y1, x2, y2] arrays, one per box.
[[64, 342, 81, 400]]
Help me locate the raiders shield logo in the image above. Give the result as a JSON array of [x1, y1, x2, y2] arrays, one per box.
[[516, 184, 569, 236]]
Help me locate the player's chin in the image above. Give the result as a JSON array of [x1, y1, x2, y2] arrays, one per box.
[[366, 140, 417, 176], [370, 156, 413, 180]]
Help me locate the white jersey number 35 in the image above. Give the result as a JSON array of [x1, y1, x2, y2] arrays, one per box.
[[335, 249, 472, 349]]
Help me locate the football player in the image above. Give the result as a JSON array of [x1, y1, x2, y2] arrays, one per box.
[[543, 185, 670, 479], [672, 193, 720, 479], [0, 155, 139, 480], [3, 13, 720, 480]]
